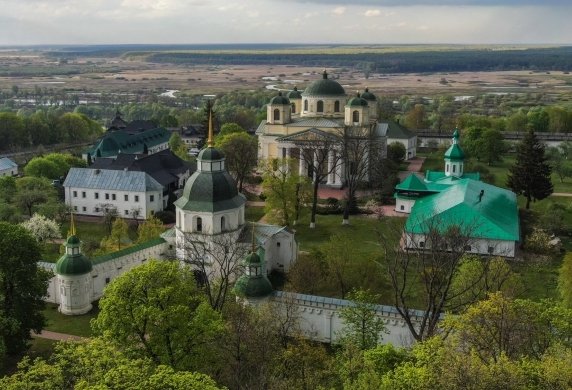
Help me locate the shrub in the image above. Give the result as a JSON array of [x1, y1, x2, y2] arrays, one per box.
[[154, 210, 175, 224]]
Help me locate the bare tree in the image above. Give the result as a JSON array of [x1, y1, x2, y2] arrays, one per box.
[[289, 129, 342, 228], [180, 230, 248, 312], [340, 125, 381, 225], [378, 216, 493, 341], [97, 203, 118, 235]]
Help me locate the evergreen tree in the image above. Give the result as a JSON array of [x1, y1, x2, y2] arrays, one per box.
[[507, 130, 553, 209]]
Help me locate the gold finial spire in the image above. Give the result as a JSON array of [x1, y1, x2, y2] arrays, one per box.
[[68, 211, 76, 237], [207, 100, 214, 148]]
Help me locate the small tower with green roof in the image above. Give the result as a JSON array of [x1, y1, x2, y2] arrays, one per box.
[[345, 92, 369, 126], [234, 224, 273, 303], [267, 91, 291, 125], [444, 129, 465, 178], [55, 215, 93, 315]]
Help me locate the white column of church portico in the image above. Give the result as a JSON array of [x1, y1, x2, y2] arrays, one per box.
[[335, 157, 344, 185], [284, 146, 291, 173], [326, 150, 335, 185], [299, 148, 307, 177]]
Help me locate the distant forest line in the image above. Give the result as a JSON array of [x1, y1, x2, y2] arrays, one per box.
[[39, 44, 572, 73], [144, 47, 572, 73]]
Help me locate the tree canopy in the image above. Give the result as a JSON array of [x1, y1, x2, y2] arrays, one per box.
[[507, 130, 553, 209]]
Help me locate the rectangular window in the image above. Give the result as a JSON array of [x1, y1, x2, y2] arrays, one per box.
[[135, 195, 139, 202], [112, 194, 116, 201], [464, 245, 472, 251], [73, 190, 77, 198], [82, 191, 86, 198], [419, 241, 425, 248], [95, 192, 99, 200], [488, 246, 494, 254], [105, 277, 110, 284], [124, 210, 129, 216], [400, 205, 405, 211], [124, 194, 129, 201], [73, 206, 78, 211], [105, 193, 109, 200], [150, 195, 155, 202], [82, 206, 86, 212], [95, 207, 100, 212]]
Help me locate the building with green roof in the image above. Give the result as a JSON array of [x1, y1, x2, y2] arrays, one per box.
[[395, 129, 520, 256], [83, 127, 170, 160], [377, 120, 418, 160], [258, 71, 387, 188]]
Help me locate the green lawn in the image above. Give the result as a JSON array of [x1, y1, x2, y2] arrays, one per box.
[[245, 206, 266, 222], [42, 302, 97, 337], [60, 220, 109, 243]]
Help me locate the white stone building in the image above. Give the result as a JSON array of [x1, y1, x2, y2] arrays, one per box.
[[257, 71, 388, 188], [0, 157, 17, 176], [63, 168, 165, 219]]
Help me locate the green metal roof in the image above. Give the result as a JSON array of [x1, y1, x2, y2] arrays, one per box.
[[405, 179, 519, 241], [197, 147, 224, 161], [302, 70, 346, 97], [269, 92, 290, 105], [86, 128, 170, 158], [425, 170, 481, 183], [91, 237, 166, 265], [175, 170, 245, 212], [386, 121, 415, 140], [444, 143, 465, 160], [361, 87, 376, 101], [233, 248, 273, 298], [56, 235, 93, 276], [287, 87, 302, 99], [347, 95, 368, 107], [396, 174, 428, 192]]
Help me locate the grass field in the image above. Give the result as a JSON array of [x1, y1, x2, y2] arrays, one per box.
[[42, 302, 97, 337]]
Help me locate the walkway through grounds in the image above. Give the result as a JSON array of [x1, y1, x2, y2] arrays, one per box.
[[32, 330, 85, 341]]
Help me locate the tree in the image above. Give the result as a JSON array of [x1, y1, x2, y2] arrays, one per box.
[[0, 222, 51, 358], [0, 338, 224, 389], [218, 131, 258, 192], [444, 292, 572, 362], [479, 129, 507, 166], [98, 203, 118, 235], [507, 130, 553, 209], [136, 216, 165, 243], [180, 231, 248, 312], [546, 145, 572, 183], [92, 260, 224, 372], [293, 131, 343, 228], [100, 218, 130, 252], [216, 122, 245, 140], [379, 218, 487, 341], [169, 132, 189, 161], [559, 253, 572, 308], [261, 158, 309, 226], [387, 142, 406, 164], [23, 157, 60, 179], [322, 234, 358, 299], [0, 176, 17, 203], [20, 213, 61, 243], [338, 289, 387, 350], [403, 104, 428, 130], [14, 176, 57, 216], [341, 126, 379, 225]]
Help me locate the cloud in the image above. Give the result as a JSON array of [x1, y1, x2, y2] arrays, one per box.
[[282, 0, 570, 6], [332, 6, 346, 15], [364, 9, 381, 16]]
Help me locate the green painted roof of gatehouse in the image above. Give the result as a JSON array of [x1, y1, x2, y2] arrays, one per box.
[[405, 179, 519, 242]]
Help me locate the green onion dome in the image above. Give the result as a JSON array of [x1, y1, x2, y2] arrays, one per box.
[[361, 87, 376, 101], [347, 92, 369, 107], [269, 91, 291, 105], [56, 235, 93, 276], [287, 86, 302, 99], [302, 70, 346, 97]]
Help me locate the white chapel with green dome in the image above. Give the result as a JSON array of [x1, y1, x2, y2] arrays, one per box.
[[395, 130, 520, 257]]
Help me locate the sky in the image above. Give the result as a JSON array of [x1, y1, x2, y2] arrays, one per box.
[[0, 0, 570, 45]]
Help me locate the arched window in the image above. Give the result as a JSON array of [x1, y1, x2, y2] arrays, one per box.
[[273, 109, 280, 121], [304, 100, 308, 111], [196, 217, 202, 232], [221, 216, 226, 232], [291, 103, 296, 114], [317, 100, 324, 113], [352, 110, 359, 123], [446, 164, 449, 172], [452, 165, 456, 173], [334, 101, 340, 112]]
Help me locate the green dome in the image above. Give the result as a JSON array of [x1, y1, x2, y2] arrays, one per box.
[[361, 87, 376, 101], [176, 170, 245, 212], [66, 235, 81, 246], [347, 93, 369, 107], [234, 274, 273, 298], [302, 70, 345, 97], [269, 91, 290, 105], [287, 86, 302, 99], [198, 147, 224, 161], [444, 144, 465, 160], [56, 236, 92, 276], [244, 251, 261, 265]]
